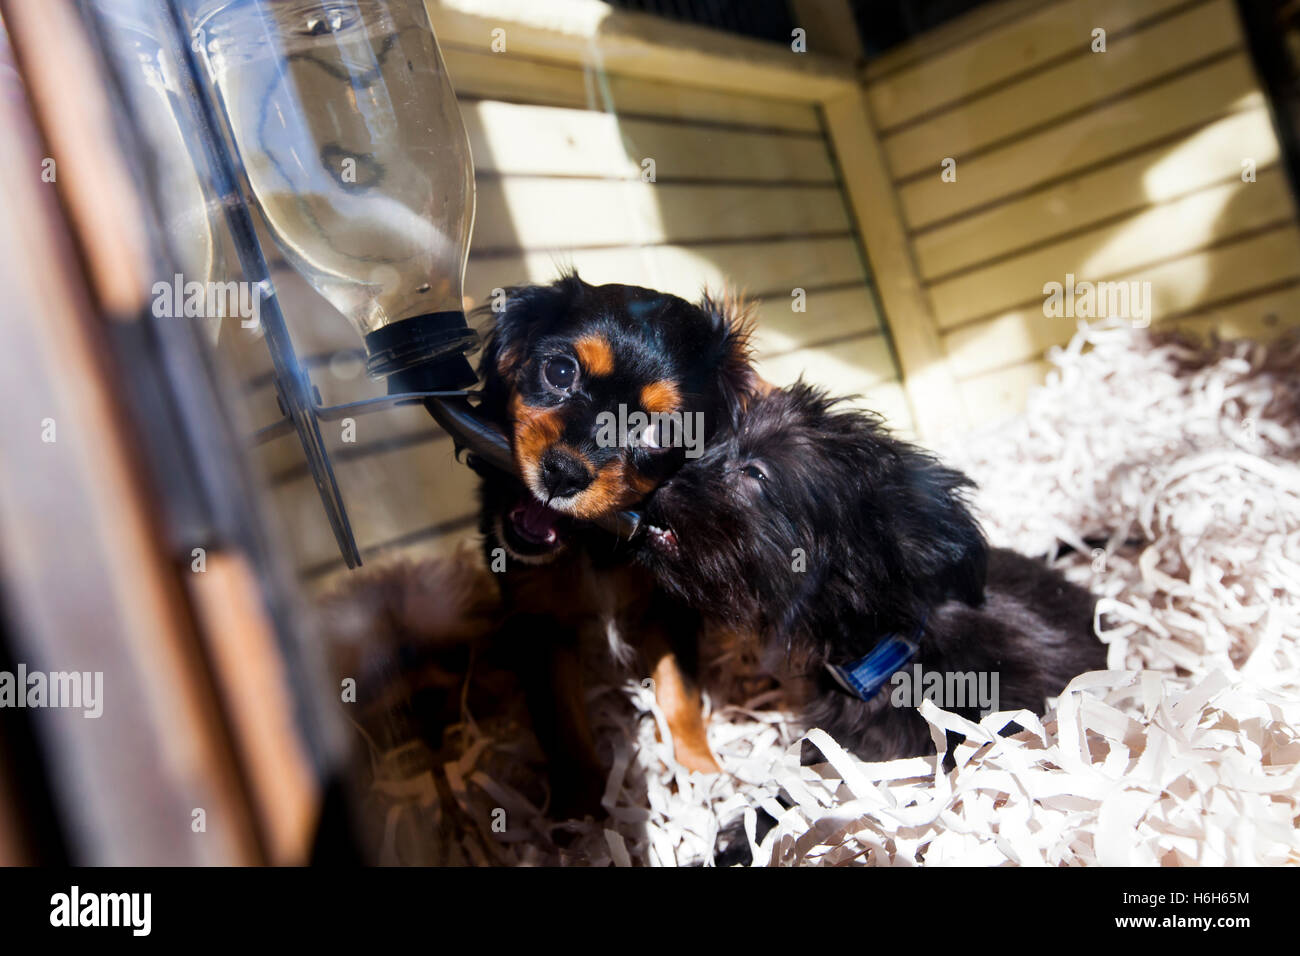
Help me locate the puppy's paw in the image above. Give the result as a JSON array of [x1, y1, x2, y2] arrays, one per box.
[[674, 741, 721, 775]]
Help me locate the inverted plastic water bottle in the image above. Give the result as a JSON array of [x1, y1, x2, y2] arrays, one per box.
[[189, 0, 478, 390]]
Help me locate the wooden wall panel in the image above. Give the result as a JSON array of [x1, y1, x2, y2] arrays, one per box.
[[929, 170, 1295, 329], [898, 55, 1262, 230], [444, 47, 823, 131], [912, 106, 1283, 280], [471, 180, 850, 252], [860, 0, 1300, 430], [882, 0, 1243, 179], [942, 223, 1300, 379], [464, 101, 837, 182], [866, 0, 1192, 128]]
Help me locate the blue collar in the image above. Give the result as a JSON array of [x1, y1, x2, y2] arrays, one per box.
[[824, 623, 924, 702]]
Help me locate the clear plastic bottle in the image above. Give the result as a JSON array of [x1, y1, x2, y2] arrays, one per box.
[[188, 0, 475, 336]]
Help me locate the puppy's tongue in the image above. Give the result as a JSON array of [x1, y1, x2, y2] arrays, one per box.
[[510, 497, 563, 546]]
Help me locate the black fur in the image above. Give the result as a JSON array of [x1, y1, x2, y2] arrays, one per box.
[[638, 382, 1107, 762]]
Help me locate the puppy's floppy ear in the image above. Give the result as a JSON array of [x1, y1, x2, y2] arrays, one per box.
[[698, 288, 760, 420], [477, 271, 585, 389], [885, 452, 988, 608]]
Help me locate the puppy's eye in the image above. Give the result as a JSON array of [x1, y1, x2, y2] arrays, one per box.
[[741, 464, 767, 482], [542, 356, 578, 391]]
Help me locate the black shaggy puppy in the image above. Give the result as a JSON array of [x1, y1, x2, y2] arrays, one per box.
[[637, 382, 1107, 762]]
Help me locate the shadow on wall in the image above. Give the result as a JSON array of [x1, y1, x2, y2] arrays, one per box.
[[907, 28, 1300, 428]]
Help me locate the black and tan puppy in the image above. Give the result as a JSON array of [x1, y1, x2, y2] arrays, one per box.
[[637, 382, 1107, 763], [473, 272, 754, 815]]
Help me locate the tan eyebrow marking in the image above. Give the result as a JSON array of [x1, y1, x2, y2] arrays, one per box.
[[574, 334, 615, 377], [640, 380, 681, 415]]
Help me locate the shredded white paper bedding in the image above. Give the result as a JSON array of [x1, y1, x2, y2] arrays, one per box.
[[365, 326, 1300, 866]]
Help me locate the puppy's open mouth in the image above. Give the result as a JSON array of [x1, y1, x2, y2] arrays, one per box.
[[501, 494, 570, 558], [645, 523, 678, 555], [509, 497, 567, 547]]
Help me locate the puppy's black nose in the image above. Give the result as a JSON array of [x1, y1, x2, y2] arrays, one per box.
[[540, 450, 593, 499]]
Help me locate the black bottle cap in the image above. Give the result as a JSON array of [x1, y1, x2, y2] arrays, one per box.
[[363, 310, 479, 392]]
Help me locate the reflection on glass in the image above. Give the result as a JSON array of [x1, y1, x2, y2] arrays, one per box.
[[92, 0, 239, 344]]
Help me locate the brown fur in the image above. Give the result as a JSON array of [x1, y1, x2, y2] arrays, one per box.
[[639, 380, 681, 416], [317, 552, 505, 754], [573, 334, 616, 377]]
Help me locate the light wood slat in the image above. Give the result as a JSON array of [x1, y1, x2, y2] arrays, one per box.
[[897, 55, 1261, 230], [863, 0, 1064, 84], [270, 431, 481, 569], [255, 399, 443, 486], [930, 168, 1293, 329], [1163, 284, 1300, 338], [944, 227, 1300, 379], [883, 0, 1241, 179], [464, 235, 870, 303], [426, 0, 855, 102], [821, 88, 964, 441], [445, 49, 821, 131], [849, 380, 915, 438], [913, 107, 1281, 280], [472, 179, 849, 251], [756, 333, 897, 395], [749, 286, 882, 356], [447, 47, 591, 109], [1117, 226, 1300, 319], [953, 278, 1300, 424], [944, 310, 1079, 383], [867, 0, 1197, 129], [956, 359, 1053, 425], [464, 100, 836, 181]]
